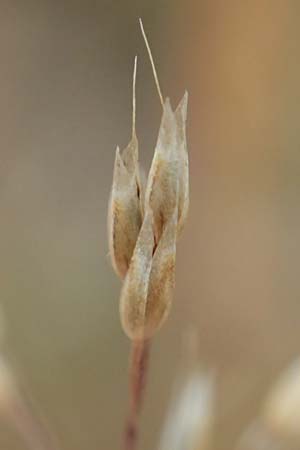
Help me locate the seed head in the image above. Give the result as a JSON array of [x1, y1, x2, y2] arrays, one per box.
[[108, 22, 189, 340]]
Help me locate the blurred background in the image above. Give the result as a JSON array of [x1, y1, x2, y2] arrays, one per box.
[[0, 1, 299, 449]]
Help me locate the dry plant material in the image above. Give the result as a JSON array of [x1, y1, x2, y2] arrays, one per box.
[[108, 19, 189, 450], [108, 57, 143, 280], [109, 34, 189, 341], [158, 331, 215, 450], [124, 340, 150, 450]]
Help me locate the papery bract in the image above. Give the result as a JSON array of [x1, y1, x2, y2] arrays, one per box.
[[108, 135, 143, 279]]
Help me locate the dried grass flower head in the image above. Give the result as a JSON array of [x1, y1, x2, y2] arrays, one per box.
[[158, 332, 214, 450], [108, 20, 189, 340]]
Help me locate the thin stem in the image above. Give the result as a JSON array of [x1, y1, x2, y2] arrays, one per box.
[[123, 339, 150, 450], [132, 55, 137, 139], [139, 18, 164, 107]]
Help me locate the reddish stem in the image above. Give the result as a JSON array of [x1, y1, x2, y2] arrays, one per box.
[[124, 339, 150, 450]]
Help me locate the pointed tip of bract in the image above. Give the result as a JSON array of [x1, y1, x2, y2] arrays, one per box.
[[120, 134, 139, 177], [164, 97, 172, 112], [113, 146, 124, 175], [182, 90, 189, 111], [175, 91, 188, 121], [115, 146, 123, 165], [159, 97, 176, 135], [113, 146, 127, 185]]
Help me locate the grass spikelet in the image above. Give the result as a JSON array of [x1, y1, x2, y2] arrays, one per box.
[[108, 18, 189, 450]]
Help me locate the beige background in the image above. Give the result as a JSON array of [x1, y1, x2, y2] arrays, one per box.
[[0, 1, 299, 449]]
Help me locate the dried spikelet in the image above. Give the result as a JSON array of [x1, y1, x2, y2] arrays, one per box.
[[119, 95, 188, 338], [139, 17, 189, 240], [109, 20, 189, 341], [145, 98, 180, 243], [145, 92, 189, 242], [108, 141, 142, 279], [108, 57, 143, 279]]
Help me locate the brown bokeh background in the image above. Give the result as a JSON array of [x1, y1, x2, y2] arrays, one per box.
[[0, 1, 299, 449]]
